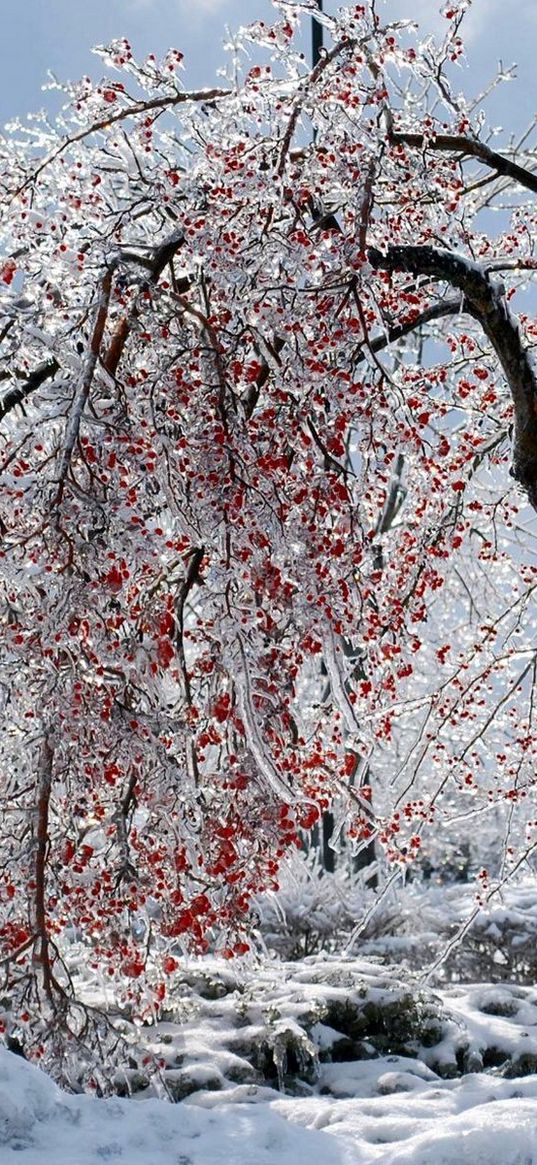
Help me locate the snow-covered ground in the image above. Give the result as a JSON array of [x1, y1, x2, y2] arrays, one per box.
[[5, 955, 537, 1164], [3, 1040, 537, 1164]]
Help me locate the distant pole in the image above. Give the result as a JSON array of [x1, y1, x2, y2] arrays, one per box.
[[312, 0, 323, 68]]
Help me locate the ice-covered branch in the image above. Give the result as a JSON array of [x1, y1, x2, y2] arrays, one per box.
[[0, 359, 59, 425], [369, 244, 537, 510], [389, 130, 537, 195], [33, 736, 54, 1001], [54, 268, 113, 505]]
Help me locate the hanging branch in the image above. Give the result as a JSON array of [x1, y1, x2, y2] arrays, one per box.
[[34, 736, 55, 1002], [54, 267, 113, 506], [369, 244, 537, 509]]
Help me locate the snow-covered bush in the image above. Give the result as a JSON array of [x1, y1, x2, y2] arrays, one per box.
[[86, 956, 537, 1093], [257, 855, 537, 984], [255, 852, 374, 959]]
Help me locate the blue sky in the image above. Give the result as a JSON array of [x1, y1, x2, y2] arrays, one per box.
[[1, 0, 535, 135]]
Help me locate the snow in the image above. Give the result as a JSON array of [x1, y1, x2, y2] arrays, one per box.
[[0, 1051, 342, 1164], [3, 1042, 537, 1164], [5, 951, 537, 1165]]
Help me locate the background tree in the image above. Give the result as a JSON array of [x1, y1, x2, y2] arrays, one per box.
[[0, 0, 537, 1079]]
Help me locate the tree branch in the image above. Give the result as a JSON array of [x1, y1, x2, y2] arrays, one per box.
[[369, 244, 537, 509], [389, 130, 537, 195], [366, 297, 462, 355], [0, 359, 59, 425], [175, 545, 205, 787], [103, 231, 189, 376], [14, 88, 232, 201], [55, 268, 113, 506], [34, 737, 54, 1001]]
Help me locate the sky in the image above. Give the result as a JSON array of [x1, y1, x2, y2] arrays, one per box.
[[0, 0, 535, 137]]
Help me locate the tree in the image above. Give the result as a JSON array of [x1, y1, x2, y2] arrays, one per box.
[[1, 0, 537, 1081]]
